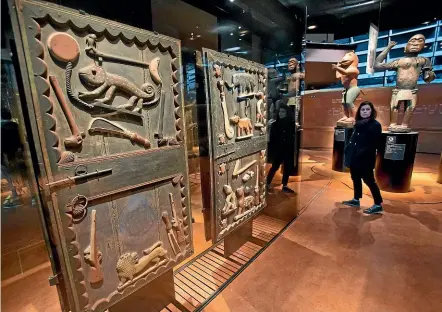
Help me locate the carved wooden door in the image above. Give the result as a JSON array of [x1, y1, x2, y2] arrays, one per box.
[[198, 49, 268, 243], [10, 1, 193, 311]]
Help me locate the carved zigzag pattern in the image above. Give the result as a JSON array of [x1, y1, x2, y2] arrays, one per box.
[[171, 56, 184, 143], [28, 17, 61, 163]]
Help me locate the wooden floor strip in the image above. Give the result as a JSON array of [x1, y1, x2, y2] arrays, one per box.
[[179, 270, 216, 294], [207, 251, 241, 270], [215, 245, 249, 264], [196, 258, 232, 279], [175, 278, 205, 303], [172, 217, 285, 311], [175, 274, 210, 300], [199, 256, 235, 276], [184, 266, 221, 289], [167, 303, 183, 312], [203, 254, 238, 274], [191, 261, 228, 284], [175, 292, 197, 311]]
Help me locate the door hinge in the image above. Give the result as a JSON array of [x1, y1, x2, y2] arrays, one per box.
[[48, 273, 61, 286]]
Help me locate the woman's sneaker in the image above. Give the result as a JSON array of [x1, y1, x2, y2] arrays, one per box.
[[342, 199, 360, 207], [363, 205, 383, 215], [282, 186, 295, 194]]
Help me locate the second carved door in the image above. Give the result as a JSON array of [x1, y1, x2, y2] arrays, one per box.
[[198, 49, 268, 242]]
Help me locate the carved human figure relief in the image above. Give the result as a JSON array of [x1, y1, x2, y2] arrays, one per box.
[[222, 185, 238, 217]]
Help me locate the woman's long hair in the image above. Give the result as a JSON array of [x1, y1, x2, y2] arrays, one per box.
[[276, 100, 294, 122], [355, 101, 377, 121]]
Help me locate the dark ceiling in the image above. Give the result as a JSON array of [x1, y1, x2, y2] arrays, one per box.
[[279, 0, 442, 39]]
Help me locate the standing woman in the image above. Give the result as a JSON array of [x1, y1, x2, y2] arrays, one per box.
[[343, 101, 383, 214], [266, 103, 296, 193]]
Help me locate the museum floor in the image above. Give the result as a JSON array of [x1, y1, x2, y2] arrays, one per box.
[[2, 149, 441, 312]]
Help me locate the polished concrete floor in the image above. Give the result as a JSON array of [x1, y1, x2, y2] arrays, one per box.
[[204, 150, 442, 312], [2, 149, 441, 312]]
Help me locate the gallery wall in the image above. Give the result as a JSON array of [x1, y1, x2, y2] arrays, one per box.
[[302, 83, 442, 154]]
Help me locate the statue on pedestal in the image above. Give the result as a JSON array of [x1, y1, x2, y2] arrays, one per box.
[[332, 51, 360, 128], [374, 34, 435, 132]]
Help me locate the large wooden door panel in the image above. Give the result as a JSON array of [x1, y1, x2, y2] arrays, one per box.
[[200, 49, 268, 242], [10, 1, 193, 311]]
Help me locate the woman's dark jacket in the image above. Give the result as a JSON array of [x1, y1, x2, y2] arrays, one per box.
[[344, 119, 382, 170], [268, 118, 296, 173]]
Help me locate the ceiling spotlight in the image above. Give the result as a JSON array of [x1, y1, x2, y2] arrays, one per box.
[[238, 26, 242, 29], [230, 32, 234, 36], [196, 34, 201, 38], [308, 25, 317, 30], [290, 42, 294, 46], [196, 26, 199, 29], [239, 38, 242, 41], [229, 0, 234, 2], [422, 21, 430, 25]]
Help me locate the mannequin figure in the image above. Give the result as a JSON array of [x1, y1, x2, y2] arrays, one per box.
[[374, 34, 435, 132], [332, 51, 360, 127]]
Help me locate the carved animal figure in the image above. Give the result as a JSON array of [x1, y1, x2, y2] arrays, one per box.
[[78, 64, 159, 112], [230, 116, 253, 137], [232, 73, 255, 95], [116, 242, 168, 287]]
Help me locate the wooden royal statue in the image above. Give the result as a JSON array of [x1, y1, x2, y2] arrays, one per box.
[[332, 51, 360, 127], [374, 34, 435, 132]]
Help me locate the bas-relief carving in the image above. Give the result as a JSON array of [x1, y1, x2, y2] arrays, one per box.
[[218, 155, 265, 239], [15, 1, 192, 311], [202, 49, 267, 242], [211, 59, 267, 144], [89, 118, 151, 148], [116, 241, 168, 291], [83, 210, 104, 284], [374, 34, 435, 132]]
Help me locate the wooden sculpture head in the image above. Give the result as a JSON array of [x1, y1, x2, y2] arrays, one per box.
[[339, 51, 359, 69], [288, 58, 299, 72], [405, 34, 425, 54]]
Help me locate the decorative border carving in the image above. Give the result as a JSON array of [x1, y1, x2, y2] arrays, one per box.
[[205, 49, 266, 74]]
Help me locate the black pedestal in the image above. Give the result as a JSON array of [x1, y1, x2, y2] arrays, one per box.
[[332, 127, 353, 172], [375, 131, 419, 193]]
